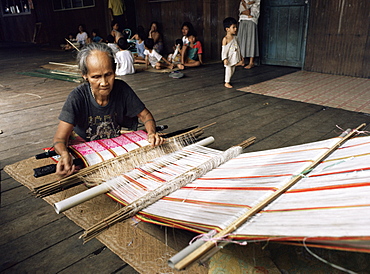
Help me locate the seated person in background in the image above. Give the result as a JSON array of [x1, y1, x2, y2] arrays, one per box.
[[61, 33, 79, 51], [144, 38, 173, 70], [181, 22, 195, 47], [76, 24, 89, 47], [167, 39, 183, 64], [131, 25, 147, 63], [148, 21, 164, 54], [106, 34, 120, 54], [115, 37, 135, 76], [178, 31, 203, 70], [111, 20, 123, 43], [91, 29, 103, 43], [53, 43, 164, 176]]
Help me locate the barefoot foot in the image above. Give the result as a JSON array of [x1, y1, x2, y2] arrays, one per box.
[[225, 83, 233, 88], [236, 60, 244, 66], [244, 63, 254, 69]]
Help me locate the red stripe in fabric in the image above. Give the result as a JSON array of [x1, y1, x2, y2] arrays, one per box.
[[263, 203, 370, 213], [181, 186, 277, 191], [198, 174, 292, 180], [288, 182, 370, 193]]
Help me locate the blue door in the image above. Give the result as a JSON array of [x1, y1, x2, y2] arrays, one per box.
[[261, 0, 309, 67]]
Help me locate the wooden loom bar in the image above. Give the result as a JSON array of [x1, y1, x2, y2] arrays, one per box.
[[33, 125, 213, 197], [170, 123, 366, 271]]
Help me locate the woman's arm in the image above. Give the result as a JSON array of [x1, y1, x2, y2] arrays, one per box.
[[180, 45, 188, 65], [137, 108, 164, 146], [151, 31, 161, 43], [53, 121, 76, 176]]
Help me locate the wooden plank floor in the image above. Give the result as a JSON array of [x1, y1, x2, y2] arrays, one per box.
[[1, 43, 370, 273]]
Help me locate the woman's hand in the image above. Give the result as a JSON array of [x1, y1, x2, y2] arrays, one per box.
[[55, 152, 76, 177], [56, 151, 76, 177], [148, 132, 165, 147]]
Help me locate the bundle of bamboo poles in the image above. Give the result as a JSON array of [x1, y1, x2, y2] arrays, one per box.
[[34, 125, 210, 197], [80, 136, 256, 242]]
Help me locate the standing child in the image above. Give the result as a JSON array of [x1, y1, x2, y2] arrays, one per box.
[[222, 17, 243, 88], [115, 37, 135, 76], [144, 38, 173, 70]]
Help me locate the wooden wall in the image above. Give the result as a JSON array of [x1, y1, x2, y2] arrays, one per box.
[[0, 10, 38, 43], [0, 0, 111, 45], [304, 0, 370, 78], [135, 0, 241, 61], [1, 0, 368, 78]]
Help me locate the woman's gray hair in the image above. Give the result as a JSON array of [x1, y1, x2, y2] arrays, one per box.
[[77, 43, 116, 75]]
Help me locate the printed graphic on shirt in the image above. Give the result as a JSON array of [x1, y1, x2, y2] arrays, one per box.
[[86, 114, 120, 141]]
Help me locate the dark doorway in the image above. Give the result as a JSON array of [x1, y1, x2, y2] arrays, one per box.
[[261, 0, 309, 67]]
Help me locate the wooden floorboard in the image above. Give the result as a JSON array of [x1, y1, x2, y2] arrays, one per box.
[[1, 44, 370, 273]]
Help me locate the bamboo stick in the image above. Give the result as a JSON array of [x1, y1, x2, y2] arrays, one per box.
[[65, 38, 80, 52], [49, 62, 78, 68], [170, 123, 366, 271]]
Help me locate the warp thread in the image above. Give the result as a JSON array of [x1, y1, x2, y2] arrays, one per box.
[[302, 238, 357, 274], [336, 125, 369, 136], [189, 230, 248, 246]]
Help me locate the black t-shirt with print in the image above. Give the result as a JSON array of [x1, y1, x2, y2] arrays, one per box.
[[59, 79, 145, 141]]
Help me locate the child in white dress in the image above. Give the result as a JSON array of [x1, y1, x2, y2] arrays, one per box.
[[221, 17, 243, 88]]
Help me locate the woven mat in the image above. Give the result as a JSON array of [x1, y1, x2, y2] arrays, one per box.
[[238, 71, 370, 114], [133, 63, 179, 73], [4, 157, 207, 274]]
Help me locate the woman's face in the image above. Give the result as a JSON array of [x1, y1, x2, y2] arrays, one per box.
[[182, 26, 189, 36], [78, 25, 84, 32], [84, 50, 115, 98], [151, 23, 157, 31]]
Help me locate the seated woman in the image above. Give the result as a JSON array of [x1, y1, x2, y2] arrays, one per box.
[[178, 31, 203, 70], [111, 20, 123, 43], [148, 21, 163, 54], [131, 25, 147, 64], [76, 24, 89, 47], [53, 43, 164, 176], [180, 22, 195, 47]]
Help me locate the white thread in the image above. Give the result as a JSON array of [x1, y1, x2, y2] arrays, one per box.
[[303, 239, 357, 274]]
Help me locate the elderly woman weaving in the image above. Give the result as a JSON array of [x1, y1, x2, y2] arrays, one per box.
[[53, 43, 164, 176]]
